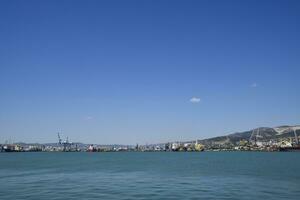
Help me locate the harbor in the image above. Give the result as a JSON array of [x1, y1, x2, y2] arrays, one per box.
[[1, 126, 299, 153]]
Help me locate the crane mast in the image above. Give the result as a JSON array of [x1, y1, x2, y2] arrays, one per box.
[[293, 128, 299, 145], [57, 132, 62, 144]]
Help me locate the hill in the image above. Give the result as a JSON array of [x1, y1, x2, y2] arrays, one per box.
[[199, 125, 300, 146]]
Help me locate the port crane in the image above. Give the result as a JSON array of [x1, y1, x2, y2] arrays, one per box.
[[292, 128, 299, 145], [57, 132, 72, 151], [250, 127, 299, 146], [249, 128, 260, 145], [278, 127, 299, 146]]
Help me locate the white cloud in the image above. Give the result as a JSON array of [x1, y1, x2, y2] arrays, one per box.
[[250, 82, 258, 88], [84, 116, 94, 120], [190, 97, 201, 103]]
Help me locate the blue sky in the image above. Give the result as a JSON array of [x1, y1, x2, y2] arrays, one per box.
[[1, 0, 300, 144]]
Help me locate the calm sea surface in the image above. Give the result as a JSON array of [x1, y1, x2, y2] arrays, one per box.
[[0, 152, 299, 200]]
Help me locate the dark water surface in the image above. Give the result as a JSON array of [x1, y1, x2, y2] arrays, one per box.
[[0, 152, 299, 199]]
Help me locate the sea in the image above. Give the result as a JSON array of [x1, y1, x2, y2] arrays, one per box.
[[0, 152, 299, 200]]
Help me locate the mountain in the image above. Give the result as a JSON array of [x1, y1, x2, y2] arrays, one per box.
[[199, 125, 300, 146]]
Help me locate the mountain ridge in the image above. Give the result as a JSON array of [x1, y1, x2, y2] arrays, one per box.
[[198, 125, 300, 146]]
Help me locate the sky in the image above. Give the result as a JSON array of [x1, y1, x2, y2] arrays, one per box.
[[1, 0, 300, 144]]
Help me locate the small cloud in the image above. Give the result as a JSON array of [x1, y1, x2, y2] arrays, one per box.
[[250, 82, 258, 88], [84, 116, 94, 121], [190, 97, 201, 103]]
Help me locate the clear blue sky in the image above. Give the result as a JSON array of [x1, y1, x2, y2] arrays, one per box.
[[1, 0, 300, 144]]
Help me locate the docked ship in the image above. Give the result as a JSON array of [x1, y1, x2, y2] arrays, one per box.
[[279, 128, 300, 151], [2, 144, 21, 152], [279, 145, 300, 151]]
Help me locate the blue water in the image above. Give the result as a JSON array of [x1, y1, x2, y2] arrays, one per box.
[[0, 152, 299, 199]]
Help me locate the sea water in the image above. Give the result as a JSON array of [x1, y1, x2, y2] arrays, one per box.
[[0, 152, 299, 200]]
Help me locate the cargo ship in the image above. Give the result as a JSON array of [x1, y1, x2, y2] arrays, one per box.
[[279, 145, 300, 151]]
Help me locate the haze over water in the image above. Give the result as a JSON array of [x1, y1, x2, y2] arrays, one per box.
[[1, 152, 299, 200]]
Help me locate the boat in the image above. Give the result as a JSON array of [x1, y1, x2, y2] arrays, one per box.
[[279, 145, 300, 151]]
